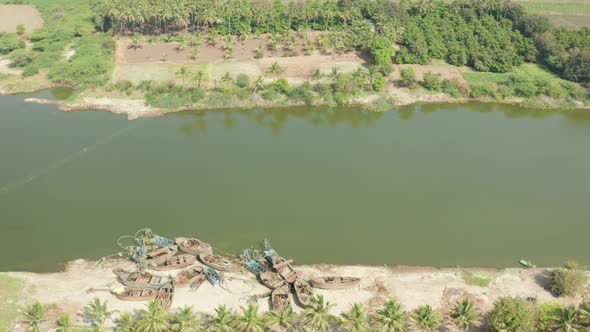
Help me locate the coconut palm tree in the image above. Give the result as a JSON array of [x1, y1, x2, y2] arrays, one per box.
[[412, 305, 440, 332], [311, 68, 322, 80], [234, 304, 264, 332], [193, 71, 208, 88], [578, 301, 590, 326], [301, 295, 338, 331], [115, 312, 135, 332], [263, 307, 298, 331], [172, 306, 202, 331], [83, 298, 113, 327], [23, 301, 49, 332], [175, 66, 190, 89], [268, 62, 284, 75], [549, 306, 583, 332], [207, 305, 235, 332], [253, 76, 265, 92], [450, 299, 481, 331], [135, 300, 171, 332], [372, 299, 406, 331], [340, 303, 371, 332], [56, 313, 73, 332]]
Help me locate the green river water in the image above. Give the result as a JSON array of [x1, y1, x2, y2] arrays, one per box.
[[1, 90, 589, 272]]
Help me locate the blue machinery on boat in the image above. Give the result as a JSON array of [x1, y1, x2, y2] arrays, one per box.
[[242, 249, 266, 276], [204, 267, 223, 286], [117, 229, 175, 262], [263, 239, 278, 266]]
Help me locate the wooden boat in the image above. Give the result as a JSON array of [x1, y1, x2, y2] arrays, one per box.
[[519, 260, 536, 268], [293, 278, 313, 307], [175, 237, 213, 255], [273, 257, 297, 283], [309, 276, 361, 290], [271, 286, 290, 310], [173, 266, 205, 288], [146, 245, 178, 262], [199, 253, 241, 272], [156, 283, 174, 310], [259, 271, 285, 289], [111, 287, 158, 301], [114, 269, 170, 289], [149, 254, 196, 271]]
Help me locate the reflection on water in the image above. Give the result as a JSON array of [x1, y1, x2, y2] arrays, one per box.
[[2, 93, 590, 272], [175, 107, 384, 135], [173, 102, 590, 135], [50, 87, 74, 100]]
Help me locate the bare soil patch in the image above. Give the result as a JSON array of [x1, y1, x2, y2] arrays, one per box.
[[0, 5, 43, 34]]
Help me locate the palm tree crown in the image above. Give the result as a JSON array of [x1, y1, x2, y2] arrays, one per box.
[[234, 304, 264, 332], [207, 305, 235, 332], [449, 299, 481, 330], [263, 307, 298, 331], [302, 295, 338, 331], [372, 299, 406, 331], [135, 300, 171, 332], [340, 303, 371, 332], [412, 305, 441, 332]]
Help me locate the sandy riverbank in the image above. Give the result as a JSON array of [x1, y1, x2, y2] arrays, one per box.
[[2, 259, 587, 331]]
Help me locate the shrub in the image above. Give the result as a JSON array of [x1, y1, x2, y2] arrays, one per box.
[[16, 24, 25, 36], [372, 73, 385, 92], [371, 36, 394, 76], [400, 68, 416, 88], [488, 297, 537, 332], [422, 71, 441, 91], [22, 65, 39, 77], [442, 79, 462, 97], [0, 33, 25, 55], [235, 74, 250, 89], [288, 82, 314, 105], [272, 78, 290, 94], [470, 84, 497, 99], [537, 302, 564, 331], [551, 261, 588, 297], [9, 49, 35, 67]]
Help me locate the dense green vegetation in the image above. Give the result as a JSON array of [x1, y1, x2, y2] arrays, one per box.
[[18, 292, 590, 331], [0, 0, 588, 108], [1, 0, 114, 86]]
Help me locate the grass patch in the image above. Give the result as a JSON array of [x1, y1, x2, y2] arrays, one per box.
[[514, 1, 590, 16], [462, 271, 494, 287], [464, 64, 565, 84], [0, 275, 25, 330]]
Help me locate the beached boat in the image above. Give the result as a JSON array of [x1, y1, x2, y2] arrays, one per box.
[[149, 254, 196, 271], [156, 283, 175, 310], [272, 257, 297, 283], [114, 269, 170, 289], [199, 253, 241, 272], [146, 245, 178, 262], [519, 260, 536, 268], [260, 271, 285, 289], [271, 286, 290, 310], [111, 287, 158, 301], [173, 266, 205, 288], [309, 276, 361, 290], [175, 237, 213, 255], [293, 278, 313, 307]]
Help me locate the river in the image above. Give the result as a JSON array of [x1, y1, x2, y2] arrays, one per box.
[[1, 90, 589, 272]]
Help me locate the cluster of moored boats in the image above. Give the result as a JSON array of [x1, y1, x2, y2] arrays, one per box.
[[95, 231, 361, 310]]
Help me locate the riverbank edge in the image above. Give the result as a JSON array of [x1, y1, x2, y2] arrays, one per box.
[[2, 258, 588, 331], [1, 83, 588, 120]]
